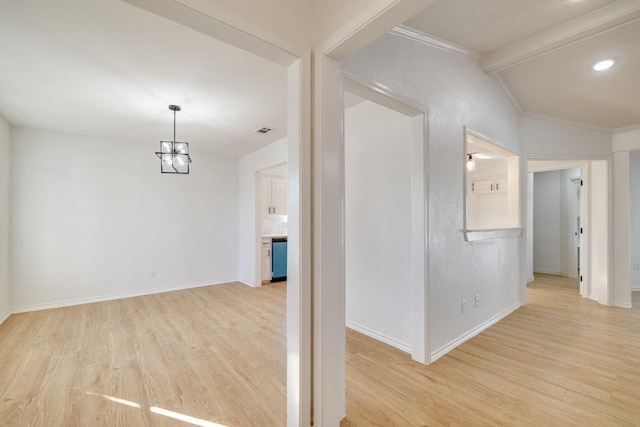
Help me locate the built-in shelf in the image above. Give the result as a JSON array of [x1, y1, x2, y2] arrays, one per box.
[[464, 228, 523, 242]]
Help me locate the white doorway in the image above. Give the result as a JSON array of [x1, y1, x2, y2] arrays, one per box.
[[343, 75, 429, 364], [528, 158, 611, 303], [531, 167, 582, 281]]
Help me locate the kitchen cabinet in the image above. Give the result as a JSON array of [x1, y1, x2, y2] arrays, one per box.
[[261, 175, 287, 215], [261, 238, 272, 283], [472, 176, 507, 194]]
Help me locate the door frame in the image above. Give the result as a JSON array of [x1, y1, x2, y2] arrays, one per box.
[[343, 72, 430, 364], [527, 159, 588, 296], [568, 176, 581, 280]]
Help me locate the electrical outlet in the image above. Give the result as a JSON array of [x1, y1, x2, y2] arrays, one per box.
[[461, 299, 467, 313], [150, 270, 156, 279], [475, 294, 480, 308]]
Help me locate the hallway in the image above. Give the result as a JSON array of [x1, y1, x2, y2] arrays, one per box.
[[343, 275, 640, 426]]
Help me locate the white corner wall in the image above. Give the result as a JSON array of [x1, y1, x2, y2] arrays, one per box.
[[631, 150, 640, 291], [344, 100, 413, 352], [0, 117, 10, 323], [343, 32, 522, 359], [586, 160, 610, 305], [10, 127, 239, 311], [238, 138, 287, 286], [611, 129, 640, 305], [526, 173, 534, 282]]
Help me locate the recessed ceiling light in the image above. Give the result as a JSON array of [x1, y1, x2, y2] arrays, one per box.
[[592, 59, 615, 71]]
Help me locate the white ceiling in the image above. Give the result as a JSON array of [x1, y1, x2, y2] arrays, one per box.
[[404, 0, 640, 131], [2, 0, 638, 157], [0, 0, 287, 157]]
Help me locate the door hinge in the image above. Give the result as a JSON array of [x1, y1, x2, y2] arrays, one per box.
[[580, 179, 583, 186], [580, 275, 583, 282], [580, 227, 583, 234]]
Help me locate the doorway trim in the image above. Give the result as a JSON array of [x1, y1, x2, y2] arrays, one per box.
[[568, 176, 581, 281], [343, 71, 430, 364], [527, 158, 608, 303]]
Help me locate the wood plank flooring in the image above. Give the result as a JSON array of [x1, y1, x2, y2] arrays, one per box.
[[1, 275, 639, 426], [0, 282, 287, 426], [342, 274, 640, 426]]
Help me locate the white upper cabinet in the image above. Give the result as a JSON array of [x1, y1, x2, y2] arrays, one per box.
[[261, 175, 287, 215], [472, 176, 507, 194]]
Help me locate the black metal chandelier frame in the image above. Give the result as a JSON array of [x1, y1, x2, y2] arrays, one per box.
[[155, 104, 192, 174]]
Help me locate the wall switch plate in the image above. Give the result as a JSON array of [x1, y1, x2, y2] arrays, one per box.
[[150, 270, 156, 278], [461, 299, 467, 313], [634, 262, 640, 271], [475, 294, 480, 308]]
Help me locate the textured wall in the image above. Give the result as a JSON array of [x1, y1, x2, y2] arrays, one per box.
[[0, 117, 9, 323], [631, 150, 640, 290], [343, 32, 522, 355]]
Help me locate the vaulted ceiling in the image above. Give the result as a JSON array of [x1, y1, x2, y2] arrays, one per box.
[[0, 0, 638, 159], [404, 0, 640, 131]]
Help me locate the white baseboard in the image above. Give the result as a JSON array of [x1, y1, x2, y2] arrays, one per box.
[[632, 287, 640, 292], [238, 279, 261, 288], [526, 276, 535, 283], [430, 302, 522, 362], [0, 309, 10, 325], [533, 269, 562, 276], [10, 277, 237, 314], [346, 321, 411, 354]]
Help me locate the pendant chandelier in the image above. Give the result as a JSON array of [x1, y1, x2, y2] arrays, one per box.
[[155, 105, 192, 174]]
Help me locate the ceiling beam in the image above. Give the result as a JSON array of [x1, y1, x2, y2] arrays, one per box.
[[122, 0, 299, 66], [481, 0, 640, 73]]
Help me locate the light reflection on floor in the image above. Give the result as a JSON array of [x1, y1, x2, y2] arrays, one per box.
[[150, 406, 229, 427], [84, 390, 229, 427]]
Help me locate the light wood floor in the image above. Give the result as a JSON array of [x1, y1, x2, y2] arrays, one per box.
[[343, 274, 640, 426], [1, 275, 639, 426], [0, 282, 288, 426]]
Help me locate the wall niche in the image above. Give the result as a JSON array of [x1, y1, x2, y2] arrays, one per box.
[[464, 129, 522, 241]]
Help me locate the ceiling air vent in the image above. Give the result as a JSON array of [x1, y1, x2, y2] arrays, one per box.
[[255, 127, 273, 134]]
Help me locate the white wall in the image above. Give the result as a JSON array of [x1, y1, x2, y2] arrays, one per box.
[[631, 150, 640, 291], [613, 129, 640, 152], [0, 116, 10, 323], [610, 129, 640, 306], [526, 173, 534, 282], [466, 158, 508, 230], [344, 100, 412, 352], [521, 117, 612, 159], [343, 32, 522, 359], [533, 171, 562, 275], [587, 160, 610, 304], [10, 127, 239, 311], [238, 138, 287, 286]]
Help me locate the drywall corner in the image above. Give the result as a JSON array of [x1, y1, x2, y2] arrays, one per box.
[[0, 116, 10, 323]]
